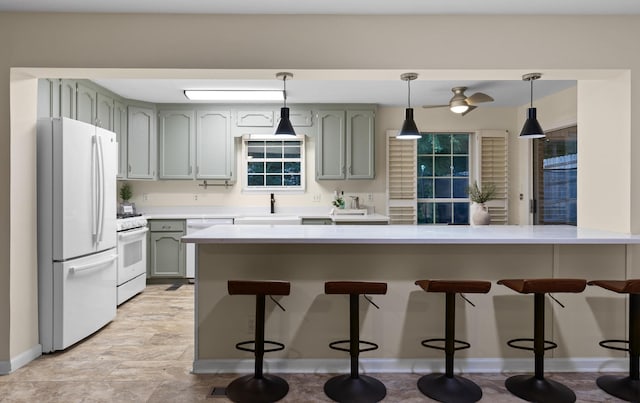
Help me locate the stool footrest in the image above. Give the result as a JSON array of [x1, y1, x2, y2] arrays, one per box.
[[235, 340, 285, 354], [421, 338, 470, 352], [599, 339, 630, 352], [329, 339, 378, 353], [507, 337, 557, 352]]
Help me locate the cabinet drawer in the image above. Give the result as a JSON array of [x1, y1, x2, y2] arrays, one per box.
[[148, 220, 185, 232]]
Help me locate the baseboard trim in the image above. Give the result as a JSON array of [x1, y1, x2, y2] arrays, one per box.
[[192, 357, 628, 375], [0, 344, 42, 375]]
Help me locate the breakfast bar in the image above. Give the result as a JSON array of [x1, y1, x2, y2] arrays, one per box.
[[182, 225, 640, 375]]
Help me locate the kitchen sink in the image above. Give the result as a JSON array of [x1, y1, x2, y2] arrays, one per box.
[[234, 215, 302, 225]]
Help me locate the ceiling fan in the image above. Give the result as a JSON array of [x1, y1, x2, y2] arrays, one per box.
[[422, 86, 494, 116]]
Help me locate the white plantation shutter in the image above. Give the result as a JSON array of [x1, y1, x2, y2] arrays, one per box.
[[386, 130, 417, 224], [476, 130, 509, 224]]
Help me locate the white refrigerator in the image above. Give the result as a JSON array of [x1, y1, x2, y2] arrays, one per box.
[[37, 117, 118, 353]]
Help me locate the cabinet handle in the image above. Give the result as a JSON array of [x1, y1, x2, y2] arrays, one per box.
[[196, 166, 199, 175], [342, 166, 346, 175], [188, 166, 192, 175], [349, 165, 353, 175], [128, 164, 132, 173]]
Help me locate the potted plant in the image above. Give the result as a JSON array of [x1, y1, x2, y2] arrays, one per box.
[[466, 181, 496, 226], [118, 182, 135, 215]]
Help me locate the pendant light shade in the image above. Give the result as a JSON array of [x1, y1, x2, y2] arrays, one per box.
[[397, 73, 421, 140], [520, 73, 545, 139], [275, 72, 296, 137]]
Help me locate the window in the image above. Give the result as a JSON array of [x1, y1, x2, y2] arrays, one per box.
[[416, 133, 471, 224], [243, 137, 305, 191], [533, 126, 577, 225]]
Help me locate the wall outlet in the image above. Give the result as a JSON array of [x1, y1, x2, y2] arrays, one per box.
[[367, 194, 373, 202], [312, 193, 321, 202], [143, 193, 149, 201], [194, 194, 199, 201]]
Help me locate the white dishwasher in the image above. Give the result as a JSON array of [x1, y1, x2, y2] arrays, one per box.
[[186, 218, 234, 279]]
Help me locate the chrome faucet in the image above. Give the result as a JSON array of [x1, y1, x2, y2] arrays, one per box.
[[270, 193, 275, 214]]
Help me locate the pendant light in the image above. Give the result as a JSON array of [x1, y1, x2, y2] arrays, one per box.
[[274, 72, 296, 137], [520, 73, 545, 139], [396, 72, 421, 139]]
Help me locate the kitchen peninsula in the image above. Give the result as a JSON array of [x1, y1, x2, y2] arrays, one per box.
[[183, 225, 640, 374]]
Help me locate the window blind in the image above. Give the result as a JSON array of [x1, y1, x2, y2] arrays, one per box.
[[386, 131, 417, 224]]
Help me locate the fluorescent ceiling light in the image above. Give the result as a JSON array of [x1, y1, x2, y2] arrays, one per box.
[[184, 90, 284, 102]]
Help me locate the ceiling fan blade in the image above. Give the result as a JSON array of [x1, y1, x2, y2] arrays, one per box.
[[422, 104, 449, 109], [461, 105, 478, 116], [466, 92, 494, 105]]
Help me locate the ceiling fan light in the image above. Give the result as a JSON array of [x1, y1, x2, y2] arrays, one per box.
[[397, 108, 421, 139], [450, 103, 470, 114], [275, 107, 297, 136], [519, 108, 545, 138]]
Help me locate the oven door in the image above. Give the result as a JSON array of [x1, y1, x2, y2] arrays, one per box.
[[117, 227, 148, 286]]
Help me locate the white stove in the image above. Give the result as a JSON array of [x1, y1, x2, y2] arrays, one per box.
[[116, 214, 148, 305]]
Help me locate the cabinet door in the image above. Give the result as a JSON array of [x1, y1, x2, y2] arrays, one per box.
[[196, 110, 232, 180], [96, 92, 114, 131], [149, 231, 185, 277], [127, 106, 157, 179], [60, 80, 76, 119], [114, 101, 128, 179], [316, 110, 346, 180], [37, 79, 60, 118], [76, 82, 97, 125], [159, 110, 195, 179], [346, 110, 375, 179]]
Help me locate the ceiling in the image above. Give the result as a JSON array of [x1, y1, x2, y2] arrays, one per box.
[[93, 77, 576, 108], [1, 0, 640, 15]]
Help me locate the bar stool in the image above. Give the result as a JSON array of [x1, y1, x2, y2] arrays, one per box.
[[226, 280, 290, 403], [324, 281, 388, 403], [588, 279, 640, 402], [497, 278, 587, 403], [415, 280, 492, 403]]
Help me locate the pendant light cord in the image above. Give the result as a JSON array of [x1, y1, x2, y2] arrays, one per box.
[[530, 78, 533, 108], [282, 75, 288, 108], [407, 79, 411, 108]]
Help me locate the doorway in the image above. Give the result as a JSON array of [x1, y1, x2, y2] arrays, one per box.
[[532, 125, 577, 225]]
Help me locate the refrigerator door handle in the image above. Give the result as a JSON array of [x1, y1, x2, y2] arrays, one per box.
[[96, 134, 105, 242], [92, 135, 99, 240], [69, 254, 118, 274]]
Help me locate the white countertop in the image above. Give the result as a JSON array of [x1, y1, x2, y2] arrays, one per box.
[[181, 224, 640, 245]]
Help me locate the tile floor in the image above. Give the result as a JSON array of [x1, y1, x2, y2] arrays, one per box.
[[0, 284, 626, 402]]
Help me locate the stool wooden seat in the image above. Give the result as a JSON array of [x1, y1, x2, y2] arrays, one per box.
[[324, 281, 387, 403], [588, 279, 640, 402], [498, 278, 587, 403], [415, 280, 491, 403], [226, 280, 290, 403]]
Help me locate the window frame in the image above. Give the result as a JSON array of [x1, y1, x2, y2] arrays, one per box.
[[416, 132, 475, 225], [241, 135, 306, 193]]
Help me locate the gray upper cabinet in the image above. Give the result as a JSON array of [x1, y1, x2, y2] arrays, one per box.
[[196, 110, 233, 180], [158, 110, 195, 179], [114, 100, 128, 179], [127, 106, 157, 179], [76, 82, 97, 126], [316, 110, 346, 180], [96, 92, 115, 131], [316, 109, 375, 180], [60, 80, 76, 119], [346, 110, 375, 179], [37, 79, 60, 118]]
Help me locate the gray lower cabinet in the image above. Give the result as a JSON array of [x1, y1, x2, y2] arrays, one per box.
[[158, 110, 195, 179], [127, 105, 157, 179], [148, 220, 186, 278], [316, 109, 375, 180]]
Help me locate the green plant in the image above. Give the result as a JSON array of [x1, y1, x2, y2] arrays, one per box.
[[119, 183, 133, 202], [466, 181, 496, 204]]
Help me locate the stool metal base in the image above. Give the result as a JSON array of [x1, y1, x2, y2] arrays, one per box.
[[226, 374, 289, 403], [505, 374, 575, 403], [324, 374, 386, 403], [417, 373, 482, 403], [596, 374, 640, 402]]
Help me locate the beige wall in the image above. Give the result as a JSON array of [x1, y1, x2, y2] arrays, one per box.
[[1, 13, 639, 369]]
